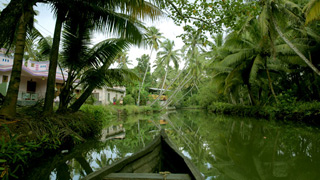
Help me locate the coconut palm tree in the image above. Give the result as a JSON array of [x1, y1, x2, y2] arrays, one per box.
[[0, 0, 37, 118], [149, 39, 180, 106], [115, 51, 132, 69], [55, 9, 143, 112], [137, 26, 163, 106], [43, 0, 164, 115], [163, 32, 206, 108], [258, 0, 320, 76]]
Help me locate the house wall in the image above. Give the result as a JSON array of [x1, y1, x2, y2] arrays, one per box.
[[0, 55, 13, 66], [18, 76, 47, 100], [91, 87, 125, 105]]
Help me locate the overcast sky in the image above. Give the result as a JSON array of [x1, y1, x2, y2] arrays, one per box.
[[0, 1, 185, 69]]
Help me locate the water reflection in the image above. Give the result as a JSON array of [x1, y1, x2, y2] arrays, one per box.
[[25, 110, 320, 180], [166, 110, 320, 180]]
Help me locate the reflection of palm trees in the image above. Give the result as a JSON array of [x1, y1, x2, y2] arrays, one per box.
[[170, 111, 320, 180], [56, 162, 72, 180]]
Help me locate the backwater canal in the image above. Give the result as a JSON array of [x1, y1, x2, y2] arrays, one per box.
[[25, 110, 320, 180]]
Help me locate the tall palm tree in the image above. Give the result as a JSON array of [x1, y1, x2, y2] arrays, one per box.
[[137, 26, 163, 106], [163, 32, 206, 108], [0, 0, 36, 118], [55, 8, 144, 112], [149, 39, 180, 106], [115, 51, 132, 69], [43, 0, 164, 115]]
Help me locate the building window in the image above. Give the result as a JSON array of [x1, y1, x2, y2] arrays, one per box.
[[31, 63, 34, 67], [108, 93, 110, 101], [27, 80, 36, 92], [2, 75, 8, 83]]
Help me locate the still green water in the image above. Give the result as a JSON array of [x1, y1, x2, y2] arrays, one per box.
[[26, 110, 320, 180]]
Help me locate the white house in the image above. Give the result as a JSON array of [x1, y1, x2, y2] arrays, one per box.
[[93, 86, 126, 105], [0, 53, 125, 106]]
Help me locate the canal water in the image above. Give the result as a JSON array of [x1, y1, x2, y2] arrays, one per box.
[[25, 110, 320, 179]]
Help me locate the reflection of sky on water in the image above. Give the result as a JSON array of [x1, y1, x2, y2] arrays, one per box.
[[48, 145, 123, 179], [182, 150, 191, 159]]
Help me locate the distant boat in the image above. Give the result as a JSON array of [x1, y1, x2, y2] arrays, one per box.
[[83, 129, 204, 180]]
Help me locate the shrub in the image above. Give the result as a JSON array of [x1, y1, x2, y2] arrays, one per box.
[[123, 95, 135, 105], [0, 126, 39, 179]]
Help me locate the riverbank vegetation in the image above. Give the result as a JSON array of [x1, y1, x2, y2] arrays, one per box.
[[0, 104, 158, 179]]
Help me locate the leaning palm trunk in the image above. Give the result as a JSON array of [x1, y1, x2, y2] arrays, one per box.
[[137, 63, 149, 106], [69, 85, 95, 112], [163, 84, 194, 109], [149, 67, 168, 106], [160, 67, 168, 94], [57, 71, 75, 113], [273, 19, 320, 76], [162, 74, 192, 108], [149, 64, 189, 106], [0, 7, 33, 118], [43, 10, 65, 115]]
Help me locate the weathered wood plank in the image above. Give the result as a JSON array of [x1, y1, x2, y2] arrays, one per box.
[[131, 145, 161, 171], [104, 173, 192, 180], [119, 144, 161, 173], [133, 156, 160, 173]]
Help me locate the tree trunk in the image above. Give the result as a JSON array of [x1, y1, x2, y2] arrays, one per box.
[[265, 63, 279, 104], [247, 84, 257, 105], [149, 66, 189, 107], [57, 70, 74, 113], [273, 19, 320, 76], [162, 74, 192, 107], [0, 6, 33, 118], [75, 156, 93, 175], [69, 85, 95, 112], [160, 67, 168, 93], [163, 85, 194, 109], [137, 62, 149, 106], [149, 66, 168, 106], [230, 93, 237, 105], [43, 10, 64, 115]]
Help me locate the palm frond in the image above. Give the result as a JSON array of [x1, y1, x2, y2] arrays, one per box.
[[249, 55, 263, 85], [304, 0, 320, 24], [87, 39, 131, 68], [220, 50, 253, 67]]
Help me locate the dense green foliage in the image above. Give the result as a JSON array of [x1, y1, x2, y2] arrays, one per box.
[[0, 104, 112, 179], [123, 94, 135, 105], [150, 0, 320, 122]]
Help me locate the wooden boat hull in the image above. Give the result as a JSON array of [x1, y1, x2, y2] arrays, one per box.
[[83, 129, 203, 180]]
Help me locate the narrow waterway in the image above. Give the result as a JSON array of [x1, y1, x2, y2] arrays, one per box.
[[25, 110, 320, 179]]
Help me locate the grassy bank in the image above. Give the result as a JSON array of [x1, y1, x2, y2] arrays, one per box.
[[206, 102, 320, 126]]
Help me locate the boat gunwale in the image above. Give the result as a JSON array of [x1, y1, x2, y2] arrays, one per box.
[[82, 129, 204, 180]]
